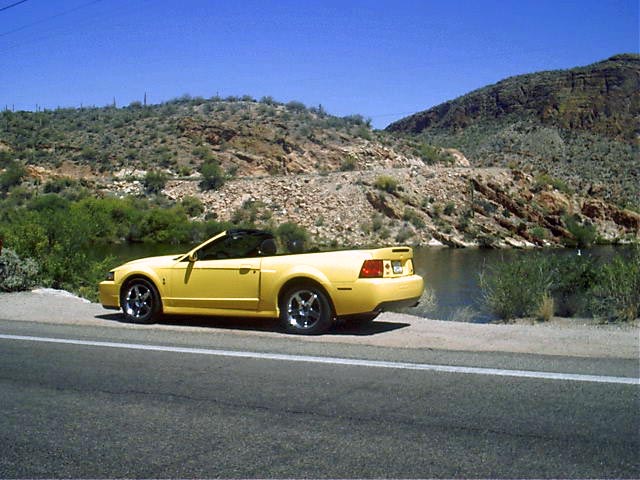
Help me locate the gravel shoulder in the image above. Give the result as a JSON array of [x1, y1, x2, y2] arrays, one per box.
[[0, 289, 638, 360]]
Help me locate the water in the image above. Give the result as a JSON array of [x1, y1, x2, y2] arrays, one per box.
[[412, 245, 625, 322], [94, 242, 626, 323]]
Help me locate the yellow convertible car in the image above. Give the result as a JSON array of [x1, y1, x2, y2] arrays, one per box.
[[100, 229, 424, 334]]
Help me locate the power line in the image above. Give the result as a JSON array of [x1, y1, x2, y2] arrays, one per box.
[[0, 0, 102, 38], [0, 0, 28, 13]]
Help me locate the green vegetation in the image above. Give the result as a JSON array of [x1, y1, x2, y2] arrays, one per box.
[[0, 248, 39, 292], [480, 248, 639, 322], [199, 159, 225, 190], [340, 156, 357, 171], [563, 214, 597, 248], [589, 251, 640, 322], [0, 161, 26, 194], [0, 190, 310, 300], [143, 170, 168, 194], [374, 175, 399, 193], [403, 207, 425, 228], [276, 222, 309, 253], [534, 174, 572, 194]]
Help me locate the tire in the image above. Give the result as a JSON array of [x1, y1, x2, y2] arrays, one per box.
[[280, 284, 333, 335], [120, 278, 161, 324]]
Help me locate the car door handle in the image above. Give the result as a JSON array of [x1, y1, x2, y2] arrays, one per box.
[[239, 265, 253, 274]]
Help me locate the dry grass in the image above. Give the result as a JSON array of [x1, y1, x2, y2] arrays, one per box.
[[536, 293, 555, 322]]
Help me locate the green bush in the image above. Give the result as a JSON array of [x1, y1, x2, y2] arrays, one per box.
[[0, 248, 39, 292], [180, 196, 204, 217], [340, 156, 357, 171], [479, 254, 553, 320], [443, 202, 456, 216], [200, 160, 225, 190], [374, 175, 398, 193], [0, 161, 26, 193], [403, 208, 425, 228], [143, 170, 168, 194], [563, 214, 597, 248], [588, 247, 640, 322], [479, 250, 639, 322], [395, 227, 413, 243], [276, 222, 308, 253]]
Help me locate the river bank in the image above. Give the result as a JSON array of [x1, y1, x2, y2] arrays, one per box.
[[1, 289, 637, 360]]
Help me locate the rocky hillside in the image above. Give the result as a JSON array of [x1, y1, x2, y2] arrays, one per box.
[[0, 95, 447, 179], [386, 54, 640, 209], [1, 92, 638, 248], [157, 166, 639, 248]]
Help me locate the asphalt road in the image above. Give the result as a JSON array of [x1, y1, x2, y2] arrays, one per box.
[[1, 319, 638, 478]]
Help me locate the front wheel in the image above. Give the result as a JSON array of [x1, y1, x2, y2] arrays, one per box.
[[280, 284, 333, 335], [120, 278, 161, 324]]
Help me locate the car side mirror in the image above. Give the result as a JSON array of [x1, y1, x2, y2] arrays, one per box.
[[188, 252, 198, 262]]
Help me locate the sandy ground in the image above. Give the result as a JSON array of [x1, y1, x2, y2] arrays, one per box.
[[0, 289, 638, 360]]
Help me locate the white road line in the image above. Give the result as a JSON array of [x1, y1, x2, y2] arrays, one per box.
[[1, 333, 638, 385]]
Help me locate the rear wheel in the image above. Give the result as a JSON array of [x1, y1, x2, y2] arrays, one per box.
[[120, 278, 161, 324], [280, 284, 333, 335]]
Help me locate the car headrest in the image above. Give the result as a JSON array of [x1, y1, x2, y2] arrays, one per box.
[[259, 238, 277, 256]]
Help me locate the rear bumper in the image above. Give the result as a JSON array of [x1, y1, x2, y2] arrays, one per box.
[[332, 274, 424, 316], [373, 297, 421, 311]]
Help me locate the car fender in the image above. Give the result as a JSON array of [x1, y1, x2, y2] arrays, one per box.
[[263, 264, 335, 314], [118, 267, 166, 298]]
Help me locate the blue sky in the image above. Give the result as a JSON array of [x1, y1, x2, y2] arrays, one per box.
[[1, 0, 638, 128]]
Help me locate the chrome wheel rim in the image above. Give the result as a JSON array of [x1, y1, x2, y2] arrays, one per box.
[[124, 283, 152, 320], [286, 290, 322, 329]]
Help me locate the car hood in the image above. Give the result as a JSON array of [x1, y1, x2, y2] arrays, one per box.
[[121, 254, 182, 268]]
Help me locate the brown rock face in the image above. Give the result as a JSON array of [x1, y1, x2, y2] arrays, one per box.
[[581, 199, 609, 220], [537, 190, 571, 216], [366, 190, 403, 219], [582, 199, 640, 232], [386, 54, 640, 142]]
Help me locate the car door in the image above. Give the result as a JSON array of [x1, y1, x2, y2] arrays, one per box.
[[167, 233, 263, 311]]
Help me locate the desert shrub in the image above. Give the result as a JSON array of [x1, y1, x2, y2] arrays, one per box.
[[200, 160, 225, 190], [479, 254, 553, 320], [395, 227, 413, 243], [563, 214, 597, 248], [231, 200, 262, 227], [143, 170, 167, 194], [0, 248, 39, 292], [479, 250, 640, 322], [371, 213, 384, 232], [276, 222, 308, 253], [535, 293, 555, 322], [588, 247, 640, 322], [0, 161, 26, 193], [403, 208, 425, 228], [548, 254, 597, 316], [374, 175, 398, 193], [340, 156, 356, 171], [192, 145, 213, 161], [534, 174, 572, 194], [414, 143, 453, 165], [443, 202, 456, 216], [180, 196, 204, 217]]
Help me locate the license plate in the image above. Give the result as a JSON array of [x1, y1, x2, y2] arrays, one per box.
[[392, 261, 403, 274]]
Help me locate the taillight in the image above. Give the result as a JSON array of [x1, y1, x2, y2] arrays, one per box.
[[359, 259, 383, 278]]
